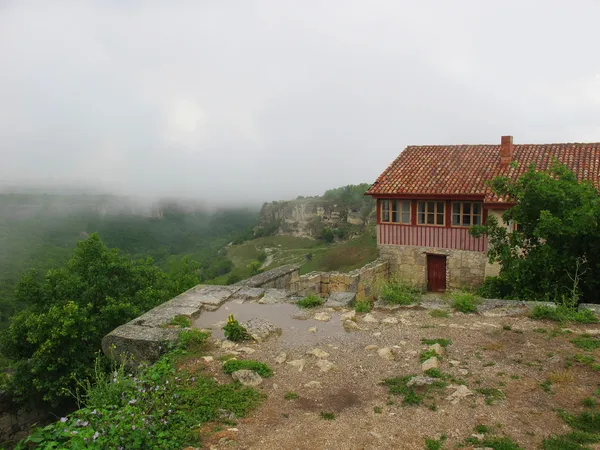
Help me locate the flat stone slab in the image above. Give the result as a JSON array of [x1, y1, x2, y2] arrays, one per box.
[[101, 325, 179, 366], [233, 287, 266, 301], [240, 318, 282, 342], [325, 292, 356, 308], [195, 285, 238, 306], [258, 288, 289, 304]]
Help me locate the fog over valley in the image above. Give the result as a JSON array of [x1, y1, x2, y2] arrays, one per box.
[[2, 1, 600, 205]]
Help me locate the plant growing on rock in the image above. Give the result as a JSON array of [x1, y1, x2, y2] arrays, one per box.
[[223, 314, 251, 342], [355, 300, 371, 313], [223, 359, 273, 378], [296, 294, 324, 309]]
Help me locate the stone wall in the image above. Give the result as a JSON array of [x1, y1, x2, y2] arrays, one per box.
[[234, 264, 300, 289], [379, 244, 487, 290], [289, 259, 389, 301]]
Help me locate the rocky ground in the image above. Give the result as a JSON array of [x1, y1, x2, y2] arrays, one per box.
[[187, 301, 600, 450]]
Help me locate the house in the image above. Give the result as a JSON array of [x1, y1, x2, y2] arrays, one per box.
[[365, 136, 600, 292]]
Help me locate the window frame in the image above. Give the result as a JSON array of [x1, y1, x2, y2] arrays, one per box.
[[417, 201, 445, 227], [379, 199, 411, 225], [451, 201, 483, 228]]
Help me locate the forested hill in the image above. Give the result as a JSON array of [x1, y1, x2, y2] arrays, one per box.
[[0, 193, 259, 325]]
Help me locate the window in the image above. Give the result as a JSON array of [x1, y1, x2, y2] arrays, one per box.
[[452, 202, 482, 227], [417, 201, 445, 226], [380, 199, 411, 224]]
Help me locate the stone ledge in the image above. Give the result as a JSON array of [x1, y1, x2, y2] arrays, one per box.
[[101, 325, 180, 366], [234, 264, 301, 288]]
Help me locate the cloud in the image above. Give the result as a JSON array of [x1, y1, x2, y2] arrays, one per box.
[[1, 0, 599, 205]]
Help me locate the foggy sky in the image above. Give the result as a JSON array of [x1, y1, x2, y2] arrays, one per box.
[[1, 1, 600, 205]]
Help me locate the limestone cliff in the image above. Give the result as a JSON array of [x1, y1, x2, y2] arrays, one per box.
[[257, 185, 375, 238]]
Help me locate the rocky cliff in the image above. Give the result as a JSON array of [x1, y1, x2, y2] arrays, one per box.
[[256, 184, 375, 238]]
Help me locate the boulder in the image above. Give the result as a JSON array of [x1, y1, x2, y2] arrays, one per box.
[[343, 320, 361, 331], [429, 343, 445, 357], [258, 289, 289, 304], [406, 376, 436, 387], [313, 312, 331, 322], [307, 348, 329, 358], [240, 318, 282, 342], [445, 385, 473, 404], [325, 292, 356, 308], [315, 360, 335, 372], [422, 357, 440, 372], [274, 352, 287, 364], [287, 359, 306, 372], [377, 347, 395, 361], [231, 369, 263, 387], [362, 313, 379, 324], [340, 310, 356, 321]]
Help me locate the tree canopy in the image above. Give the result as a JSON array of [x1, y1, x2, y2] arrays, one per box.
[[0, 233, 200, 407], [471, 162, 600, 304]]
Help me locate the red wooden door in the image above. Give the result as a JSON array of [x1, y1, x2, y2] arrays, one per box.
[[427, 255, 446, 292]]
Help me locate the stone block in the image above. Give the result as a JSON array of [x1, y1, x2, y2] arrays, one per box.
[[102, 325, 179, 366], [325, 292, 356, 308], [258, 288, 289, 304], [421, 357, 440, 372]]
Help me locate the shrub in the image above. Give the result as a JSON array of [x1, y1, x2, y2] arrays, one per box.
[[477, 276, 513, 299], [355, 300, 371, 313], [379, 279, 421, 305], [179, 329, 210, 352], [222, 359, 273, 378], [169, 315, 192, 328], [16, 342, 262, 449], [223, 315, 251, 342], [226, 273, 242, 285], [284, 392, 298, 400], [297, 294, 324, 309], [450, 291, 482, 313], [320, 411, 335, 420]]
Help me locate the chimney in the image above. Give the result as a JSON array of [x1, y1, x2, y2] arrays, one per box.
[[500, 135, 513, 165]]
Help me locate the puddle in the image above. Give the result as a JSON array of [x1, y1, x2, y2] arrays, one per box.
[[193, 302, 345, 347]]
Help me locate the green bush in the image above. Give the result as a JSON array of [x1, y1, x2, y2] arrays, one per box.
[[530, 304, 598, 324], [179, 329, 210, 352], [296, 294, 324, 309], [477, 276, 514, 299], [223, 315, 251, 342], [379, 279, 421, 305], [450, 291, 482, 313], [222, 359, 273, 378], [355, 300, 371, 313], [16, 341, 262, 449], [169, 315, 192, 328]]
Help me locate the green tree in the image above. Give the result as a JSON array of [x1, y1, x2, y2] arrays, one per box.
[[0, 233, 200, 407], [471, 162, 600, 304]]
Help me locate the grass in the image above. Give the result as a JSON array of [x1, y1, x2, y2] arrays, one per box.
[[475, 424, 490, 433], [373, 406, 382, 414], [429, 309, 450, 318], [530, 304, 598, 324], [284, 392, 298, 400], [222, 359, 273, 378], [421, 338, 452, 347], [476, 387, 505, 405], [540, 380, 553, 393], [449, 290, 482, 313], [296, 294, 325, 309], [355, 300, 371, 313], [169, 315, 192, 328], [477, 436, 523, 450], [571, 334, 600, 351], [420, 349, 440, 362], [379, 279, 422, 305], [218, 353, 237, 362], [319, 412, 335, 420], [543, 410, 600, 449], [548, 370, 575, 384], [582, 397, 596, 407]]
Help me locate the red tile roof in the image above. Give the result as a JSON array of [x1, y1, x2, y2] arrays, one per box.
[[366, 142, 600, 204]]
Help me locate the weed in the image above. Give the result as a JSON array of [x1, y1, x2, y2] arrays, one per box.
[[548, 370, 575, 384], [531, 305, 598, 324], [218, 353, 237, 362], [449, 290, 482, 313], [571, 335, 600, 351], [478, 436, 523, 449], [320, 412, 335, 420], [582, 397, 596, 408], [574, 354, 595, 365], [284, 392, 298, 400], [178, 329, 210, 352], [297, 294, 325, 309], [540, 380, 553, 393], [430, 310, 450, 318], [169, 315, 192, 328], [355, 300, 371, 313], [483, 361, 496, 367], [503, 325, 512, 331], [534, 328, 548, 333], [383, 375, 446, 407], [560, 410, 600, 434], [542, 433, 597, 450], [424, 368, 443, 378], [475, 424, 489, 433], [222, 360, 273, 378], [421, 338, 452, 347], [425, 435, 446, 450], [420, 349, 439, 362], [510, 375, 520, 380], [373, 406, 382, 414], [379, 279, 422, 305], [476, 387, 505, 405], [223, 315, 251, 342]]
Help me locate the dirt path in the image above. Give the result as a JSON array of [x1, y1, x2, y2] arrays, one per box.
[[196, 304, 600, 450]]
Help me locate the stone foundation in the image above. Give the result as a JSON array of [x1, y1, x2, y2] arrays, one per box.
[[379, 244, 487, 290]]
